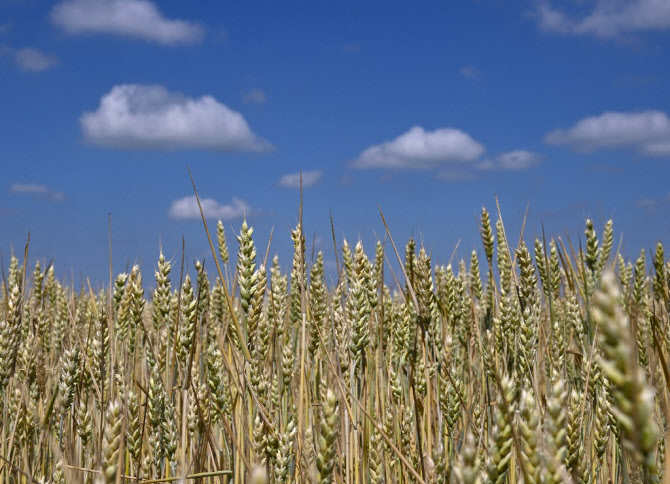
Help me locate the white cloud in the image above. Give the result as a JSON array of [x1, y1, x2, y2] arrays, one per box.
[[478, 150, 541, 171], [643, 141, 670, 156], [169, 196, 250, 220], [545, 110, 670, 155], [9, 182, 64, 201], [636, 192, 670, 211], [278, 170, 323, 188], [459, 66, 480, 78], [538, 0, 670, 37], [537, 3, 574, 34], [15, 48, 59, 72], [1, 46, 58, 72], [636, 197, 658, 209], [81, 84, 272, 151], [340, 43, 361, 53], [351, 126, 485, 170], [243, 89, 267, 104], [51, 0, 204, 45]]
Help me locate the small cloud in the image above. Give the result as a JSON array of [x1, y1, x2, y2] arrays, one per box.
[[278, 170, 323, 188], [351, 126, 485, 170], [51, 0, 204, 45], [243, 89, 267, 104], [1, 46, 58, 72], [477, 150, 541, 171], [212, 26, 228, 43], [537, 0, 670, 38], [340, 42, 361, 53], [636, 197, 658, 210], [168, 195, 251, 220], [9, 182, 65, 201], [614, 74, 656, 88], [339, 174, 354, 185], [0, 23, 11, 34], [537, 3, 574, 34], [459, 66, 480, 78], [644, 141, 670, 156], [545, 110, 670, 156], [635, 192, 670, 211], [15, 47, 58, 72], [81, 84, 272, 152]]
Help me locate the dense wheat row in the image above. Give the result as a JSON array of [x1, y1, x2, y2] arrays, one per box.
[[0, 209, 669, 484]]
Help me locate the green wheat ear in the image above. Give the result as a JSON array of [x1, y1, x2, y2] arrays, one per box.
[[519, 390, 541, 484], [237, 218, 258, 315], [595, 271, 659, 483], [309, 251, 327, 359], [316, 388, 340, 484], [102, 399, 122, 484], [217, 219, 229, 264], [480, 207, 495, 263]]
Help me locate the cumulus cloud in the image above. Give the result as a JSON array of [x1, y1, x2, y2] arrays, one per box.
[[243, 89, 267, 104], [545, 110, 670, 155], [169, 196, 250, 220], [81, 84, 272, 151], [9, 182, 65, 201], [278, 170, 323, 188], [351, 126, 485, 170], [537, 0, 670, 38], [51, 0, 204, 45], [478, 150, 541, 171]]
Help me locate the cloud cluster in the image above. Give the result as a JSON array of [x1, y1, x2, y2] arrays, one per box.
[[351, 126, 485, 170], [351, 126, 540, 180], [81, 84, 272, 152], [545, 110, 670, 155], [277, 170, 323, 188], [538, 0, 670, 37], [168, 196, 250, 220], [9, 182, 65, 201], [51, 0, 204, 45]]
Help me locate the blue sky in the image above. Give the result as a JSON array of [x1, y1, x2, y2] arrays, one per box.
[[1, 0, 670, 285]]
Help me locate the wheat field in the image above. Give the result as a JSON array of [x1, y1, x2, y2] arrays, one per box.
[[0, 206, 668, 484]]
